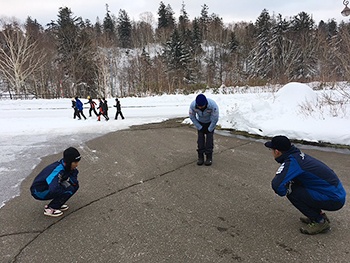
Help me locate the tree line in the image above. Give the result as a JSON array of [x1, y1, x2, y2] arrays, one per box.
[[0, 2, 349, 99]]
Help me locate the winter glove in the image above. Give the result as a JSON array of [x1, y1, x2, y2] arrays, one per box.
[[58, 172, 71, 188], [60, 180, 71, 188], [200, 126, 209, 134], [286, 181, 294, 195]]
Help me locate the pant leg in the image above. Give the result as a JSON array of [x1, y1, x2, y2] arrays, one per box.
[[48, 185, 79, 209], [205, 131, 214, 154], [287, 184, 344, 221], [197, 130, 206, 155], [80, 110, 87, 119], [120, 111, 125, 119]]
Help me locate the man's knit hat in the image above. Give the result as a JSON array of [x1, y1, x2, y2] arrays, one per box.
[[196, 94, 208, 107]]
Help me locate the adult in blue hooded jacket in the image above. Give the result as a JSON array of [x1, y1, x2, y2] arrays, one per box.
[[30, 147, 81, 217], [189, 94, 219, 166], [265, 135, 346, 235]]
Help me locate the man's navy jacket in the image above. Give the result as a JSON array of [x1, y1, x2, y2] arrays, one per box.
[[271, 146, 346, 204]]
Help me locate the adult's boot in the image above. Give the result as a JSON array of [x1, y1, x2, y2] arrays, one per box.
[[204, 153, 212, 166], [197, 153, 204, 165]]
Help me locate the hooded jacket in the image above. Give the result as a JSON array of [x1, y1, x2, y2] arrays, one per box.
[[30, 159, 79, 199], [189, 98, 219, 132], [271, 146, 346, 204]]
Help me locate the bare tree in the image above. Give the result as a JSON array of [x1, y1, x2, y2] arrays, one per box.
[[0, 21, 45, 97]]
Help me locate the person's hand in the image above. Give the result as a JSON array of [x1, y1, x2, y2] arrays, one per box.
[[200, 126, 209, 133]]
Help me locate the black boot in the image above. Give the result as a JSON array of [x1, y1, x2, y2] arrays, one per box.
[[204, 153, 212, 166], [197, 153, 204, 166]]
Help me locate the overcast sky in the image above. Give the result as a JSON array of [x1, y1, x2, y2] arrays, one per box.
[[1, 0, 349, 27]]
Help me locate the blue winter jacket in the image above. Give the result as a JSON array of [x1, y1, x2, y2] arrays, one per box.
[[76, 99, 83, 111], [271, 146, 346, 204], [30, 159, 79, 199], [189, 98, 219, 132]]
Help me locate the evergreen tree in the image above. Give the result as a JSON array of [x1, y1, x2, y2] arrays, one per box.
[[178, 1, 189, 35], [247, 9, 273, 80], [50, 7, 97, 97], [117, 9, 132, 48], [103, 9, 116, 43], [162, 29, 194, 85], [289, 12, 318, 80], [199, 4, 209, 40]]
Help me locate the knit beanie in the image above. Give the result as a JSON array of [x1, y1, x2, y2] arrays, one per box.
[[196, 94, 208, 107], [63, 147, 81, 165]]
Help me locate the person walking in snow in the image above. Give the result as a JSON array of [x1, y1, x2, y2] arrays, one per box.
[[85, 96, 98, 117], [97, 98, 109, 121], [30, 147, 81, 217], [103, 98, 109, 120], [114, 98, 125, 120], [264, 135, 346, 235], [189, 94, 219, 166], [75, 97, 87, 120], [71, 98, 80, 119]]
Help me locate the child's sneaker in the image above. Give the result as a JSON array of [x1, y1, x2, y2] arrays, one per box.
[[59, 204, 69, 211], [44, 207, 63, 217], [45, 204, 69, 211]]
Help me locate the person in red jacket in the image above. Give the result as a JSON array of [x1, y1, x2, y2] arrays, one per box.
[[85, 96, 98, 117]]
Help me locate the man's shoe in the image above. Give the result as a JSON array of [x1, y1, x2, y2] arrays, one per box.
[[44, 207, 63, 217], [300, 213, 330, 224], [204, 158, 212, 166], [204, 154, 212, 166], [197, 157, 204, 165], [300, 220, 330, 235]]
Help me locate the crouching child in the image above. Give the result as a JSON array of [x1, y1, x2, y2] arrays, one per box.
[[30, 147, 81, 217]]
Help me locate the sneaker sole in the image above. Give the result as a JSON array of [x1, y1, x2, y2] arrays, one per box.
[[300, 226, 331, 235], [44, 211, 63, 217]]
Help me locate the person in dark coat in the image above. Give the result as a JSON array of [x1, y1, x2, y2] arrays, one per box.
[[30, 147, 81, 217], [114, 98, 125, 120], [265, 135, 346, 235], [71, 98, 80, 119], [103, 98, 109, 120], [85, 96, 98, 117], [75, 96, 87, 120], [97, 98, 109, 121]]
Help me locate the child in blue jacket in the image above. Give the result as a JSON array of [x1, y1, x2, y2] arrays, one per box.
[[30, 147, 81, 217]]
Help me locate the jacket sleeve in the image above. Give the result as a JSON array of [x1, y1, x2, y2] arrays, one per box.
[[68, 169, 79, 186], [46, 165, 65, 195], [208, 100, 219, 132], [271, 157, 303, 196], [189, 101, 202, 130]]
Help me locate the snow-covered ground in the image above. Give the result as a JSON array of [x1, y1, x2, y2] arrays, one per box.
[[1, 82, 350, 208]]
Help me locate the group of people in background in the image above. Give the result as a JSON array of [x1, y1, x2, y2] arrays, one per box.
[[71, 96, 124, 121]]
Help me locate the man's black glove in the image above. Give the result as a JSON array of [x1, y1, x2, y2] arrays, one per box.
[[200, 126, 209, 134]]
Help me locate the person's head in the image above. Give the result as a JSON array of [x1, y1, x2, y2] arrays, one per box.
[[264, 135, 291, 158], [63, 147, 81, 170], [196, 94, 208, 109], [87, 96, 91, 100], [75, 96, 78, 100]]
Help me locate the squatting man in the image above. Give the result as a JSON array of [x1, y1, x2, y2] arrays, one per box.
[[265, 135, 346, 235]]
